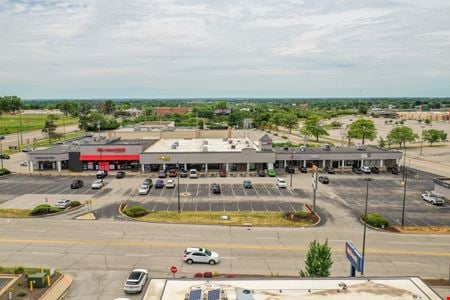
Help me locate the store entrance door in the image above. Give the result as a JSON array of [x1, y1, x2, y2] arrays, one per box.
[[99, 161, 110, 171]]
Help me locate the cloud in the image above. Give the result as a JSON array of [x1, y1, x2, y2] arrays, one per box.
[[0, 0, 449, 98]]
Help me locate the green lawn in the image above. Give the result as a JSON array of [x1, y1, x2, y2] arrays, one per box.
[[0, 209, 31, 218], [0, 114, 78, 135]]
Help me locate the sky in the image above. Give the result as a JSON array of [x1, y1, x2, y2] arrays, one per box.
[[0, 0, 450, 99]]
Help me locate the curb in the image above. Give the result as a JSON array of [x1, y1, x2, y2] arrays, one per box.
[[303, 203, 321, 226], [30, 204, 85, 218], [39, 274, 73, 300], [359, 217, 388, 232]]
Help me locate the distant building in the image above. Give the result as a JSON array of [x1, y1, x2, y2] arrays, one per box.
[[155, 107, 192, 117], [214, 108, 232, 115], [396, 111, 450, 121]]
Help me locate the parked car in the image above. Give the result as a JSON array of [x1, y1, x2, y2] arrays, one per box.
[[212, 183, 221, 194], [168, 169, 177, 177], [91, 179, 103, 189], [20, 161, 29, 167], [70, 179, 84, 189], [387, 166, 399, 174], [189, 169, 198, 178], [361, 166, 371, 174], [318, 176, 329, 184], [300, 166, 308, 173], [276, 178, 287, 188], [55, 199, 71, 209], [421, 191, 445, 205], [257, 169, 266, 177], [243, 180, 252, 189], [155, 179, 165, 188], [116, 171, 126, 179], [219, 169, 227, 177], [123, 269, 148, 294], [284, 166, 295, 174], [158, 170, 167, 178], [370, 166, 380, 174], [166, 179, 175, 188], [268, 169, 276, 177], [352, 167, 362, 174], [180, 169, 188, 178], [183, 248, 220, 265], [143, 178, 153, 187], [0, 154, 10, 159], [138, 184, 150, 195], [325, 166, 335, 174], [96, 170, 108, 179]]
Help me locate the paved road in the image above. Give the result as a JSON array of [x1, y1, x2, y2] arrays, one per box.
[[0, 218, 448, 300]]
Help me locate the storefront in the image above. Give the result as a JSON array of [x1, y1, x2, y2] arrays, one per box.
[[79, 144, 148, 171]]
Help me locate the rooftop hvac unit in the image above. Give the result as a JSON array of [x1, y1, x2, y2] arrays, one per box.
[[356, 144, 367, 151], [203, 145, 208, 152], [283, 147, 289, 151], [174, 141, 179, 146], [323, 144, 331, 151], [204, 140, 208, 145], [300, 146, 306, 152], [171, 144, 177, 149], [236, 288, 254, 300], [228, 140, 233, 144], [231, 145, 236, 149]]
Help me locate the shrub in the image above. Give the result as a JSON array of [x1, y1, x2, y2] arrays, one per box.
[[30, 204, 61, 216], [203, 272, 213, 278], [70, 200, 81, 208], [14, 266, 24, 274], [295, 211, 308, 219], [123, 205, 147, 217], [362, 213, 389, 228], [281, 135, 288, 139], [0, 168, 11, 176], [17, 291, 27, 297], [194, 272, 203, 278]]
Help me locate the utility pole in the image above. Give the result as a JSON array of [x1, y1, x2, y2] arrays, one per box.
[[0, 136, 5, 169], [312, 165, 318, 213], [290, 149, 294, 188], [401, 167, 408, 227], [361, 177, 372, 275], [177, 161, 181, 214]]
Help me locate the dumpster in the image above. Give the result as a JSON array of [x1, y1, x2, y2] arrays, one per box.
[[28, 273, 47, 288]]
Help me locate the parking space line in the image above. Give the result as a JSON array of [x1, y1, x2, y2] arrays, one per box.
[[262, 184, 271, 196], [150, 202, 157, 212], [196, 184, 200, 197], [230, 184, 235, 197]]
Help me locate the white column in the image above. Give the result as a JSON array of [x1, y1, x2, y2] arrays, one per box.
[[57, 161, 62, 172], [284, 160, 287, 167], [225, 163, 229, 172], [303, 160, 306, 167], [184, 163, 187, 170], [163, 163, 166, 170], [247, 163, 250, 172], [205, 164, 208, 173], [380, 160, 384, 167], [322, 160, 326, 168], [141, 164, 145, 173], [30, 161, 34, 172], [341, 160, 345, 168], [361, 160, 364, 167]]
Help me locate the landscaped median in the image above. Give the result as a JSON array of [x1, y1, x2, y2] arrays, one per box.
[[120, 204, 320, 227], [0, 201, 82, 218]]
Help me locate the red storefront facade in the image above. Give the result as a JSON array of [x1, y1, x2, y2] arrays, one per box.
[[79, 145, 143, 171]]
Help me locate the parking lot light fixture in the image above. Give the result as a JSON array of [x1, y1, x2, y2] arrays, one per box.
[[177, 161, 181, 214], [401, 167, 408, 227], [0, 136, 4, 169], [360, 177, 372, 275]]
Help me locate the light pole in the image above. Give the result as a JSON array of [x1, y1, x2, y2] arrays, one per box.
[[361, 177, 372, 275], [401, 167, 408, 227], [290, 149, 294, 188], [420, 125, 425, 156], [177, 161, 181, 213], [312, 165, 318, 213], [0, 136, 5, 169]]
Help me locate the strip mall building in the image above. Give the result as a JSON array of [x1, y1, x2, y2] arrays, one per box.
[[26, 134, 402, 173]]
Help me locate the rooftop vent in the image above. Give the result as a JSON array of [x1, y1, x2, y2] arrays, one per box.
[[171, 143, 177, 149], [228, 140, 233, 144], [283, 147, 289, 151], [300, 146, 306, 152], [202, 145, 208, 152], [356, 144, 367, 151], [231, 145, 236, 149], [323, 144, 331, 151], [236, 288, 254, 300]]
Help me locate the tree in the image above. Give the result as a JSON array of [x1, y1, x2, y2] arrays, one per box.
[[270, 112, 284, 131], [424, 118, 432, 125], [358, 105, 368, 115], [346, 119, 377, 145], [301, 116, 328, 142], [386, 126, 418, 148], [378, 137, 386, 149], [282, 112, 298, 134], [423, 129, 447, 146], [42, 114, 58, 143], [299, 240, 333, 277], [215, 101, 228, 110]]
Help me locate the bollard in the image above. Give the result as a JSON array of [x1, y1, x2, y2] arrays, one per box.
[[29, 281, 33, 292], [47, 275, 51, 286]]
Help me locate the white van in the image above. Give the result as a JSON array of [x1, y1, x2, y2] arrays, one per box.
[[189, 169, 198, 178]]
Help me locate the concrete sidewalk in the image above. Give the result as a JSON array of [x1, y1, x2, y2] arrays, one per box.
[[40, 274, 73, 300]]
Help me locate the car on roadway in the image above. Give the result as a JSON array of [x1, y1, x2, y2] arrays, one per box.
[[370, 166, 380, 174], [143, 178, 153, 187], [166, 179, 175, 188], [123, 269, 148, 294], [318, 176, 329, 184], [0, 154, 10, 159], [155, 179, 165, 188], [212, 183, 221, 194], [324, 166, 335, 174], [284, 166, 295, 174], [116, 171, 126, 179], [168, 169, 177, 177], [421, 191, 445, 205], [91, 179, 103, 189], [300, 166, 308, 173], [268, 169, 276, 177], [257, 169, 266, 177], [276, 178, 287, 188], [183, 248, 220, 265], [138, 184, 150, 195], [189, 169, 198, 178], [361, 166, 371, 174], [55, 199, 71, 209], [243, 180, 252, 189], [219, 169, 227, 177], [96, 170, 108, 179], [180, 169, 189, 178], [158, 170, 167, 178], [70, 179, 84, 189]]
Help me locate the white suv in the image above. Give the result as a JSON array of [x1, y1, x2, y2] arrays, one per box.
[[123, 269, 148, 294], [183, 247, 220, 265], [361, 166, 371, 174], [189, 169, 198, 178], [276, 178, 287, 188]]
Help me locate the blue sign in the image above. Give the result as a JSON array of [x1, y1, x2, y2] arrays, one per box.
[[345, 241, 364, 276]]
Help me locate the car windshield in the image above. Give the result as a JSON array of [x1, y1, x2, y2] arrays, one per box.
[[279, 179, 285, 183], [128, 271, 141, 280], [204, 249, 212, 256], [140, 185, 148, 189]]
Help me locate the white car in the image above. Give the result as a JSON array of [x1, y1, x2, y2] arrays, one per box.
[[123, 269, 148, 294], [55, 199, 71, 209], [91, 179, 103, 189], [20, 161, 29, 167], [166, 179, 175, 188], [138, 184, 150, 195], [361, 166, 371, 174], [276, 178, 287, 188], [421, 191, 445, 205], [189, 169, 198, 178], [183, 247, 220, 265]]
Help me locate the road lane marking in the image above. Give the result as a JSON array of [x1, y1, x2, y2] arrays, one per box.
[[101, 232, 123, 235], [0, 238, 449, 257], [388, 241, 450, 246], [23, 229, 46, 233], [125, 254, 150, 257], [31, 252, 60, 255]]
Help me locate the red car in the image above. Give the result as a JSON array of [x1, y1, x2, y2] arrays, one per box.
[[219, 170, 227, 177], [168, 169, 177, 177]]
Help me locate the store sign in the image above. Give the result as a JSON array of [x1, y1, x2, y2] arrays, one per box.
[[34, 156, 56, 160], [97, 148, 126, 153], [158, 154, 171, 161], [345, 241, 363, 274]]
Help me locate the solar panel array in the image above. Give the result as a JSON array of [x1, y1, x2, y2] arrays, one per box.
[[207, 289, 221, 300], [188, 289, 202, 300]]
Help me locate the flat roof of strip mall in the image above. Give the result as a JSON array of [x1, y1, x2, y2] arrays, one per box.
[[145, 277, 441, 300], [144, 138, 260, 153]]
